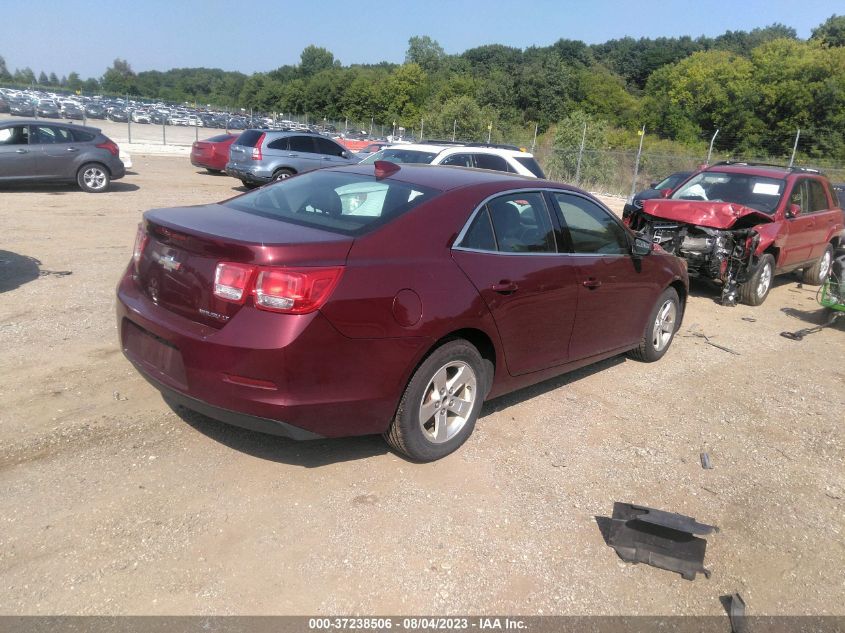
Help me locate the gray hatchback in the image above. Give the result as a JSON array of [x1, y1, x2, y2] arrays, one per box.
[[225, 129, 357, 188], [0, 119, 126, 192]]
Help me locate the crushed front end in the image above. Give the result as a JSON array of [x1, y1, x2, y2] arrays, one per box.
[[626, 210, 760, 306]]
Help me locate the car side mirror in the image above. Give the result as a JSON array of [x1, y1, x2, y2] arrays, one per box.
[[659, 188, 673, 199], [632, 237, 652, 257], [787, 203, 802, 219], [649, 182, 658, 189], [341, 151, 350, 159]]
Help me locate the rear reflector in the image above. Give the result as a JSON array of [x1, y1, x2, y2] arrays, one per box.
[[255, 267, 343, 314], [222, 373, 277, 390], [214, 262, 255, 302]]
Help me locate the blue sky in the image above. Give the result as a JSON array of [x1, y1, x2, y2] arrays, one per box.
[[2, 0, 841, 78]]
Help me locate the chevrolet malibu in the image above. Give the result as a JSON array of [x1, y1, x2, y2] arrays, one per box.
[[117, 163, 688, 461]]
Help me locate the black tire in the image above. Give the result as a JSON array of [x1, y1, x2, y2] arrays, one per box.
[[272, 168, 295, 181], [76, 163, 110, 193], [206, 168, 222, 174], [801, 244, 833, 285], [241, 180, 260, 190], [739, 253, 775, 306], [384, 339, 486, 461], [628, 287, 680, 362]]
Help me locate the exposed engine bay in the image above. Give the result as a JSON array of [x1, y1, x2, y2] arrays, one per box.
[[627, 211, 761, 306]]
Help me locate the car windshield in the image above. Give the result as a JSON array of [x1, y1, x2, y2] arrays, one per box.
[[224, 170, 440, 236], [359, 148, 437, 164], [655, 173, 688, 190], [671, 171, 785, 214]]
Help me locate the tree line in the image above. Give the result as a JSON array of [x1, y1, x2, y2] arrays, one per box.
[[1, 15, 844, 159]]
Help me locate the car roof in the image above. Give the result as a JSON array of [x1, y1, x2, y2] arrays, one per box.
[[331, 162, 558, 192], [0, 119, 102, 133], [383, 143, 534, 158]]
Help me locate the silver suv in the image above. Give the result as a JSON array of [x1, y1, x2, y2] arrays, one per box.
[[226, 130, 357, 188]]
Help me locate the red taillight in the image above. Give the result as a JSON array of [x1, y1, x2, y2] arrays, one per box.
[[214, 262, 255, 303], [255, 267, 343, 314], [132, 224, 148, 273], [250, 133, 265, 160], [214, 263, 343, 314], [97, 139, 119, 157]]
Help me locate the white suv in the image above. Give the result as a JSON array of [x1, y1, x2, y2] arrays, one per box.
[[359, 142, 546, 178]]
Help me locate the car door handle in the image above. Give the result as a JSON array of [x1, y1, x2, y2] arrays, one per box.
[[322, 156, 332, 160], [491, 281, 518, 294], [287, 153, 299, 157], [582, 279, 602, 290], [15, 149, 27, 154], [66, 147, 79, 152]]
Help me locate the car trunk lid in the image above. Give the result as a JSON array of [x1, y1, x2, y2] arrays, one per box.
[[137, 203, 353, 328]]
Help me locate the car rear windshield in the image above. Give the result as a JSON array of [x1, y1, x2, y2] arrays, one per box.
[[224, 170, 440, 236], [671, 171, 785, 214], [233, 130, 264, 147], [514, 156, 546, 178], [360, 149, 438, 164]]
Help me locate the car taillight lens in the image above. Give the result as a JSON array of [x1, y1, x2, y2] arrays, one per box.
[[132, 224, 148, 273], [97, 139, 119, 157], [214, 262, 255, 302], [213, 263, 343, 313], [255, 267, 343, 314], [250, 133, 265, 160]]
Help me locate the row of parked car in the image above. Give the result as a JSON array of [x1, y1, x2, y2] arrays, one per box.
[[1, 113, 842, 460]]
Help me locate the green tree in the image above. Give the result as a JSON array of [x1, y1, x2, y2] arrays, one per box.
[[0, 55, 9, 80], [299, 45, 337, 77], [811, 14, 845, 47], [13, 67, 35, 85], [547, 110, 616, 185], [49, 72, 59, 86], [67, 72, 82, 92], [101, 58, 136, 94], [38, 71, 48, 85], [405, 36, 446, 73]]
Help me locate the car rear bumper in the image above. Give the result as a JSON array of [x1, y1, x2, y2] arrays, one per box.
[[225, 162, 270, 183], [116, 267, 429, 439]]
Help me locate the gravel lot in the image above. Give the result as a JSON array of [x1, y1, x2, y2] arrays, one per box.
[[0, 154, 843, 616]]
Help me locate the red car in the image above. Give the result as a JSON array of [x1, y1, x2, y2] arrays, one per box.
[[190, 133, 238, 173], [626, 162, 845, 306], [117, 163, 688, 461]]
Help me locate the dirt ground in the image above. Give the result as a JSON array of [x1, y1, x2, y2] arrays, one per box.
[[0, 155, 843, 616]]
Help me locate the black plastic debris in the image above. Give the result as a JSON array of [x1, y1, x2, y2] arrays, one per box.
[[602, 502, 718, 580], [728, 593, 748, 633]]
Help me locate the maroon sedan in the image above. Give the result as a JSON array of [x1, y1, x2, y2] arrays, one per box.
[[190, 133, 238, 173], [117, 163, 688, 461]]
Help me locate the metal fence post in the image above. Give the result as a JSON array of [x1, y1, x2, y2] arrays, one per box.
[[789, 128, 800, 167], [630, 125, 646, 200], [575, 122, 587, 184], [452, 119, 457, 142], [531, 123, 538, 153], [420, 118, 424, 141], [706, 129, 719, 165], [162, 122, 166, 145]]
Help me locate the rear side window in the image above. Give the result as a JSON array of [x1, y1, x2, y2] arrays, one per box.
[[807, 180, 829, 212], [473, 153, 512, 173], [460, 208, 497, 251], [288, 136, 316, 153], [266, 137, 289, 150], [514, 156, 546, 178], [484, 192, 556, 253], [554, 193, 629, 254], [72, 130, 95, 142], [234, 130, 264, 147], [225, 170, 439, 236], [0, 125, 29, 145], [440, 153, 473, 167], [360, 149, 437, 164]]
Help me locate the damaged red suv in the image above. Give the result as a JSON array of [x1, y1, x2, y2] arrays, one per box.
[[626, 162, 845, 305], [117, 163, 688, 461]]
